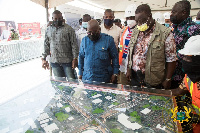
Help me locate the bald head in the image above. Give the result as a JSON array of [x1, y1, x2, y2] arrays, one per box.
[[88, 19, 100, 31]]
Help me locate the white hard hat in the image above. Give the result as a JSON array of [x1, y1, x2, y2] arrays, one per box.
[[164, 12, 170, 19], [179, 35, 200, 55], [153, 12, 165, 24], [124, 4, 137, 17]]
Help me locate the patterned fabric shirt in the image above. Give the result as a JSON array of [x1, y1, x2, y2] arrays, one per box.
[[132, 24, 176, 74], [172, 17, 200, 82], [43, 24, 79, 63]]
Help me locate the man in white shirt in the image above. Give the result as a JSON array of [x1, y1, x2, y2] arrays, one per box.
[[119, 4, 137, 85], [76, 14, 91, 49], [100, 9, 121, 49]]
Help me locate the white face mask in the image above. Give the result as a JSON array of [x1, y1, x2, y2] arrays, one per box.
[[127, 20, 136, 28], [195, 20, 200, 24], [82, 22, 88, 29]]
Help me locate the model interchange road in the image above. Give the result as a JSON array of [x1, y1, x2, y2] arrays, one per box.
[[55, 87, 112, 133], [52, 81, 174, 133]]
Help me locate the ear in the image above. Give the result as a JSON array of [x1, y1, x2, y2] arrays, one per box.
[[149, 13, 152, 18], [182, 10, 187, 16], [98, 26, 101, 32]]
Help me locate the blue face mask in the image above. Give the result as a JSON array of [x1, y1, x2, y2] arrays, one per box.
[[165, 23, 170, 28], [104, 19, 113, 26], [82, 22, 88, 29], [195, 20, 200, 25]]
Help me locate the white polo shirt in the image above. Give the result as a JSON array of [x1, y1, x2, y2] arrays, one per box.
[[76, 27, 87, 50]]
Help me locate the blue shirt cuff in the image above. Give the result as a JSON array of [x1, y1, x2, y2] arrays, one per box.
[[113, 68, 119, 75], [79, 70, 83, 76]]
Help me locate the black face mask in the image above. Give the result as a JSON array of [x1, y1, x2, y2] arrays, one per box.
[[53, 20, 63, 27], [170, 15, 180, 24], [88, 33, 100, 42], [104, 19, 113, 26], [182, 56, 200, 83]]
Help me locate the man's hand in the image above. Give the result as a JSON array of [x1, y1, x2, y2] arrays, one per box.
[[171, 88, 188, 96], [126, 68, 131, 81], [42, 58, 49, 70], [79, 75, 82, 80], [111, 74, 117, 83], [72, 59, 78, 69], [162, 80, 171, 89]]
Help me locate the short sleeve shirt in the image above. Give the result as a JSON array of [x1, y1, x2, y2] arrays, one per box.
[[132, 24, 176, 73]]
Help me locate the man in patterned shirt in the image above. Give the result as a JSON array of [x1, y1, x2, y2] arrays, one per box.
[[127, 4, 177, 89], [170, 1, 200, 88], [42, 10, 79, 81]]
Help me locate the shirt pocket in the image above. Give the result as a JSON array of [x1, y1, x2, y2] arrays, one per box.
[[60, 32, 69, 42], [98, 47, 109, 60], [152, 42, 165, 60]]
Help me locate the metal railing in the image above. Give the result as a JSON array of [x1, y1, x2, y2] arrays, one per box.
[[0, 39, 44, 67]]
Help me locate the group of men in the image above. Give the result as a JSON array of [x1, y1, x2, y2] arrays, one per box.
[[42, 1, 200, 132], [41, 0, 200, 88]]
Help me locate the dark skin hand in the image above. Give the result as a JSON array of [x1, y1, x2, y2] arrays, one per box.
[[162, 61, 176, 89], [126, 67, 131, 81], [41, 58, 49, 70], [79, 75, 82, 80], [72, 59, 78, 69], [110, 75, 117, 83], [171, 87, 188, 96]]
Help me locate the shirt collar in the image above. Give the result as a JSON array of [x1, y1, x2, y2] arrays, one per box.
[[173, 17, 192, 28], [103, 24, 116, 30]]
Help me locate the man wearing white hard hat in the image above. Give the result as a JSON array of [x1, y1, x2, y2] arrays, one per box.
[[153, 12, 165, 25], [163, 12, 172, 28], [118, 4, 137, 85], [172, 35, 200, 133]]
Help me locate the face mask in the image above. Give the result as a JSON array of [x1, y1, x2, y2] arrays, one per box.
[[53, 20, 63, 27], [170, 15, 179, 24], [104, 19, 113, 26], [88, 33, 100, 42], [165, 23, 170, 27], [82, 22, 88, 29], [137, 23, 149, 31], [195, 20, 200, 25], [182, 56, 200, 83], [127, 20, 136, 28]]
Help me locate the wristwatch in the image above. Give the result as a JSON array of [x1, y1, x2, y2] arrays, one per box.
[[114, 74, 118, 77], [165, 78, 171, 81]]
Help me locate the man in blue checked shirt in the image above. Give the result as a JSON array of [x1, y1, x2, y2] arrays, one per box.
[[78, 19, 119, 83]]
